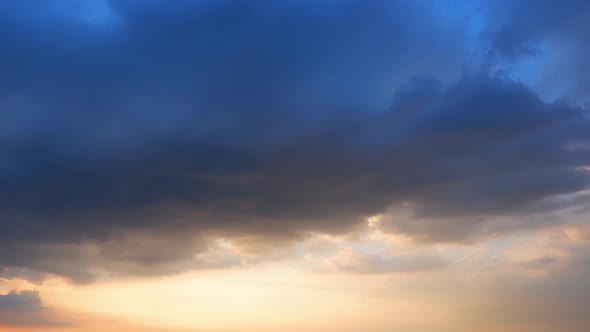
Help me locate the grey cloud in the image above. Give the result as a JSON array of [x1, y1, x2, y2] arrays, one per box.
[[0, 1, 589, 282], [2, 74, 589, 281], [0, 290, 42, 312], [0, 290, 64, 327]]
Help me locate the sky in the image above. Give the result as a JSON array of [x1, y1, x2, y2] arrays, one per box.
[[1, 0, 590, 331]]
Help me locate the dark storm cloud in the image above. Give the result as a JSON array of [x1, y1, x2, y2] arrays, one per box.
[[0, 0, 589, 281]]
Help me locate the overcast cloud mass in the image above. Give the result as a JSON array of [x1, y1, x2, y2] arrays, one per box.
[[0, 1, 589, 330]]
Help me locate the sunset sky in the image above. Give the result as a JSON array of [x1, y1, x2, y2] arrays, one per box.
[[1, 1, 590, 331]]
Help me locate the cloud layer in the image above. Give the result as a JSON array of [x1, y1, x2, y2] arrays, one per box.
[[0, 0, 589, 283]]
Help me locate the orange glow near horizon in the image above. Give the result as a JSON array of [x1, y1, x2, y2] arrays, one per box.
[[3, 223, 588, 332]]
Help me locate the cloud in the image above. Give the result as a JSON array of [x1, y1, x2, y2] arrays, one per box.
[[0, 1, 589, 282], [0, 290, 64, 327], [0, 290, 43, 312], [481, 0, 588, 58], [328, 249, 449, 274], [480, 0, 590, 103]]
